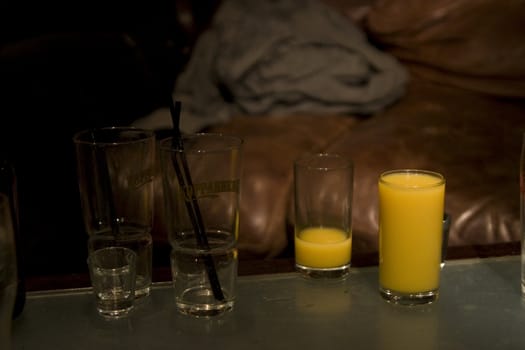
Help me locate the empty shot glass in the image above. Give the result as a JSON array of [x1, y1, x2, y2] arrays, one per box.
[[88, 247, 137, 318]]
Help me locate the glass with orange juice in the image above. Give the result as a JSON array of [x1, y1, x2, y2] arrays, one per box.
[[378, 169, 445, 305], [294, 153, 353, 279]]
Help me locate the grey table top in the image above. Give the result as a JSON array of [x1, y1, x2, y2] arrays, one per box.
[[12, 256, 525, 350]]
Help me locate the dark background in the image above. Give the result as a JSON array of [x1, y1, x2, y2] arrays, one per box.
[[0, 0, 220, 277]]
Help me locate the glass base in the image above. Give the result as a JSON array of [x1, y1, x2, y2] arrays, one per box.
[[176, 287, 234, 318], [295, 263, 350, 279], [380, 287, 438, 305], [176, 301, 234, 318], [97, 305, 134, 319], [135, 286, 151, 299]]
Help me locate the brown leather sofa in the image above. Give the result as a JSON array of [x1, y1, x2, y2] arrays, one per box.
[[2, 0, 524, 289], [160, 0, 525, 267]]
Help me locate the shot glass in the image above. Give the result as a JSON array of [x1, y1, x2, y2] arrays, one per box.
[[294, 153, 353, 279], [378, 169, 445, 305], [73, 127, 155, 298], [88, 247, 137, 318], [160, 133, 243, 317]]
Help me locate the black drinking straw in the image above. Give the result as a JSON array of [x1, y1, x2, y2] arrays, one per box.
[[169, 100, 224, 301]]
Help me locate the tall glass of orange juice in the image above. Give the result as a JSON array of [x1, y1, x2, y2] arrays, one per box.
[[378, 169, 445, 305], [294, 153, 353, 279]]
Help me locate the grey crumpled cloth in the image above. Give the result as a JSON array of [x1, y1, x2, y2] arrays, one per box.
[[136, 0, 409, 133]]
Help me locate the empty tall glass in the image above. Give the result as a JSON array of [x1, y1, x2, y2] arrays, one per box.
[[73, 127, 156, 298], [160, 133, 242, 317]]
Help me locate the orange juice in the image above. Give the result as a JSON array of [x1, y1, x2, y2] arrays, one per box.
[[295, 227, 352, 268], [379, 170, 445, 294]]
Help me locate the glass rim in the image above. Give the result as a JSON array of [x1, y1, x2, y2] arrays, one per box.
[[294, 152, 353, 171], [87, 246, 137, 267], [379, 169, 445, 189], [73, 126, 155, 146]]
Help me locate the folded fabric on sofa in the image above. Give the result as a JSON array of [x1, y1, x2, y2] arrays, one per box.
[[135, 0, 408, 133]]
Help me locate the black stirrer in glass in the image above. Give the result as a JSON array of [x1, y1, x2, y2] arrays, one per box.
[[169, 100, 225, 301]]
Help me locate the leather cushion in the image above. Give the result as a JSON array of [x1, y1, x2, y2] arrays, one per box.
[[364, 0, 525, 97]]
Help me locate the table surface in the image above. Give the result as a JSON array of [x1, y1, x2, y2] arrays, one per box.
[[12, 255, 525, 350]]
